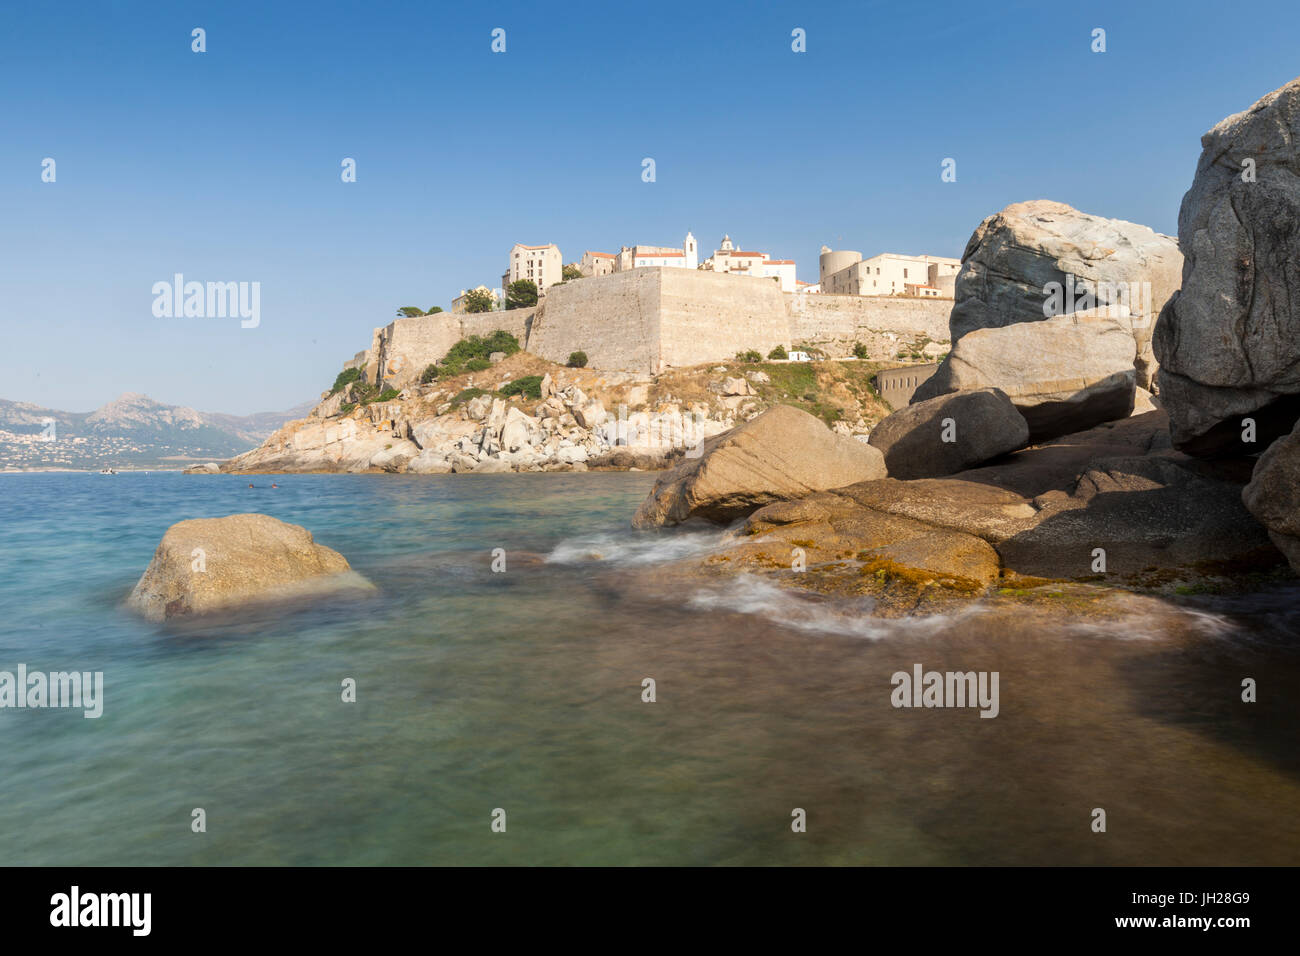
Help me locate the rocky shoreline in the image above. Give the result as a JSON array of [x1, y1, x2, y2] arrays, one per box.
[[209, 350, 896, 476], [177, 77, 1300, 621], [625, 78, 1300, 611]]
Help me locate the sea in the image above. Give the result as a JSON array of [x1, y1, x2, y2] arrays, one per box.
[[1, 471, 1297, 865]]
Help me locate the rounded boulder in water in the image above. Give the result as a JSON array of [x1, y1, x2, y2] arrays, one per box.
[[125, 512, 373, 622]]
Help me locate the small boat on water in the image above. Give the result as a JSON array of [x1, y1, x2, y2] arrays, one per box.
[[99, 468, 117, 475]]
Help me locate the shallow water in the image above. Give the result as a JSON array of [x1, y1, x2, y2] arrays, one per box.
[[0, 471, 1297, 865]]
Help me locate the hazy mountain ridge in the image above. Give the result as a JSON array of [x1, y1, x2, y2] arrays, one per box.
[[0, 393, 313, 469]]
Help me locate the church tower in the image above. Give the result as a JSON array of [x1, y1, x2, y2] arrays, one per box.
[[684, 231, 698, 269]]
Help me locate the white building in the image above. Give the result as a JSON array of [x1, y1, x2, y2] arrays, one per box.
[[610, 232, 699, 272], [700, 235, 799, 292], [503, 242, 563, 293], [818, 248, 961, 297]]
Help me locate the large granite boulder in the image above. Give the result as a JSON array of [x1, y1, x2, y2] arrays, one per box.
[[126, 513, 372, 622], [949, 200, 1181, 390], [868, 388, 1029, 480], [1154, 77, 1300, 456], [911, 311, 1137, 442], [713, 411, 1280, 596], [1242, 421, 1300, 572], [632, 403, 886, 528]]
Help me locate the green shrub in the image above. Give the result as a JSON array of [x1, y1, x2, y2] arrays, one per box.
[[377, 388, 401, 402], [461, 289, 495, 313], [484, 329, 521, 357], [438, 333, 521, 376], [330, 367, 363, 395], [339, 402, 356, 414], [768, 345, 788, 360], [567, 351, 588, 368], [852, 342, 869, 360], [351, 380, 378, 404], [420, 364, 439, 384], [736, 349, 762, 363], [450, 387, 490, 408], [499, 375, 544, 400]]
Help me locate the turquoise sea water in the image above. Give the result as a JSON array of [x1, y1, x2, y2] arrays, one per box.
[[1, 471, 1298, 865]]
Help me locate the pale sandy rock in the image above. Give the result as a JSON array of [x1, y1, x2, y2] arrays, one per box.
[[407, 449, 452, 474], [573, 400, 606, 429], [632, 404, 887, 528], [950, 199, 1181, 343], [950, 199, 1180, 392], [722, 376, 752, 396], [500, 407, 535, 453], [126, 513, 371, 622], [370, 440, 420, 473], [472, 457, 512, 474], [912, 312, 1137, 442]]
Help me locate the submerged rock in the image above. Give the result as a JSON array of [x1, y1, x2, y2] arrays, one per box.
[[126, 513, 371, 622], [632, 404, 886, 528]]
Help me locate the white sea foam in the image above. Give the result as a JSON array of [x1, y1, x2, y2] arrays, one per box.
[[685, 574, 985, 641], [546, 528, 731, 567]]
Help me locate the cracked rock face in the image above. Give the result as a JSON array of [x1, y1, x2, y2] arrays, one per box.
[[948, 200, 1182, 392], [1154, 76, 1300, 456]]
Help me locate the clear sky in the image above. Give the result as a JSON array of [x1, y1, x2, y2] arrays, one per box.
[[4, 0, 1299, 415]]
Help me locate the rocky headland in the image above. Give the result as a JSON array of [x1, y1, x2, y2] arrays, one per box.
[[219, 350, 897, 476]]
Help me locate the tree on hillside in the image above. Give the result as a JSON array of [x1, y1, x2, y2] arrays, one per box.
[[462, 289, 496, 313], [396, 306, 444, 317], [562, 264, 583, 281], [506, 279, 538, 310]]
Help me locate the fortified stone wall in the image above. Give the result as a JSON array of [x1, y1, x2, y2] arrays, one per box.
[[657, 269, 788, 371], [530, 268, 791, 374], [349, 272, 958, 385], [364, 310, 538, 389], [460, 309, 534, 345], [785, 293, 952, 356], [526, 269, 663, 374]]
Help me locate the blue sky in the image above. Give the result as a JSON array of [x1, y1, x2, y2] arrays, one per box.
[[3, 0, 1299, 415]]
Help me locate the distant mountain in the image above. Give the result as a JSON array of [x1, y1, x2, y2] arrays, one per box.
[[0, 393, 314, 470]]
